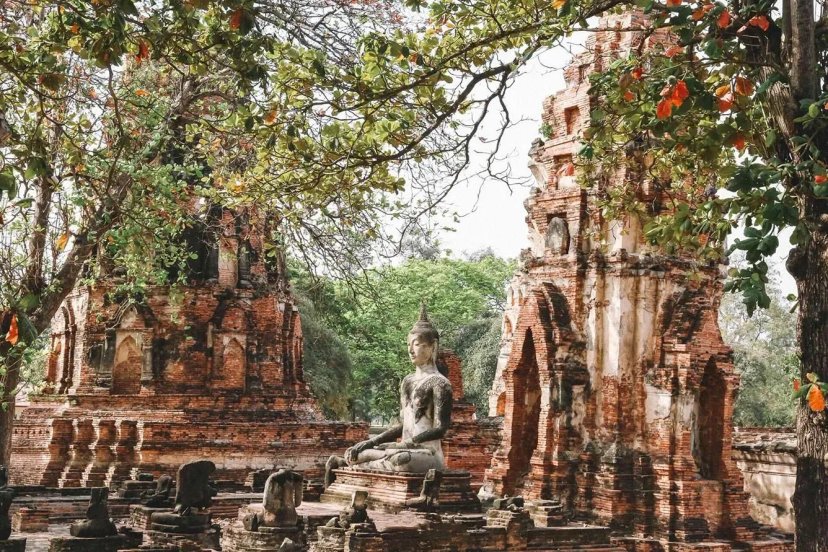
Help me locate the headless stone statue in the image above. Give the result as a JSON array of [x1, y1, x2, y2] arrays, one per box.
[[69, 488, 117, 537], [141, 474, 173, 508], [326, 305, 452, 479], [150, 460, 217, 532], [259, 470, 303, 527]]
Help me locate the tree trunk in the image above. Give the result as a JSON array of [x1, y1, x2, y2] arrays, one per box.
[[0, 354, 22, 465], [792, 211, 828, 551]]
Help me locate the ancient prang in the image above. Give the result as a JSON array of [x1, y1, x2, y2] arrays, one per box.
[[482, 10, 792, 546], [10, 205, 365, 487]]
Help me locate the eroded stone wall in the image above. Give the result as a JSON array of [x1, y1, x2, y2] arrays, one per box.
[[733, 428, 796, 533]]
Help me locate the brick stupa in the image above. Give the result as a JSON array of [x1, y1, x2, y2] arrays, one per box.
[[483, 11, 791, 547], [10, 206, 365, 487]]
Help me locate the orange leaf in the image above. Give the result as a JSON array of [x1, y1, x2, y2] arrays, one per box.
[[264, 110, 278, 125], [815, 175, 828, 184], [656, 98, 673, 119], [70, 22, 80, 34], [56, 232, 69, 251], [5, 314, 18, 346], [718, 93, 733, 112], [734, 76, 754, 96], [229, 7, 244, 30], [698, 233, 710, 246], [623, 90, 635, 102], [794, 378, 801, 391], [552, 0, 566, 8], [671, 79, 689, 106], [664, 45, 684, 58], [135, 40, 149, 64], [732, 134, 746, 151], [748, 15, 770, 31], [631, 66, 644, 80], [809, 384, 826, 412], [717, 9, 731, 28], [135, 88, 149, 97], [665, 0, 681, 6], [714, 84, 731, 97]]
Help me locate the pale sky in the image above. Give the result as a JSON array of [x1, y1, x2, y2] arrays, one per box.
[[439, 49, 569, 259]]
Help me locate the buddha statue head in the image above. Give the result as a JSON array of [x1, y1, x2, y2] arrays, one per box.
[[408, 304, 439, 368]]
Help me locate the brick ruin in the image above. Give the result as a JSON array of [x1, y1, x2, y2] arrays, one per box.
[[10, 205, 365, 487], [482, 10, 784, 545]]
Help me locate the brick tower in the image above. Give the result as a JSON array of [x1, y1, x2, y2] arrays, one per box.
[[482, 11, 784, 545], [10, 205, 364, 487]]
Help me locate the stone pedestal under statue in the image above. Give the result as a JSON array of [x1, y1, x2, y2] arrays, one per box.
[[48, 533, 142, 552], [321, 468, 479, 513], [221, 470, 306, 552]]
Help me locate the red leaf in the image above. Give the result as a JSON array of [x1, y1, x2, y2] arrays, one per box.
[[748, 15, 770, 31], [794, 378, 801, 392], [623, 90, 635, 102], [671, 79, 689, 106], [229, 8, 244, 30], [656, 98, 673, 119], [732, 134, 746, 151], [718, 93, 733, 112], [665, 0, 681, 6], [815, 175, 828, 184], [5, 314, 18, 345], [809, 385, 826, 412], [717, 9, 731, 28], [734, 76, 754, 96], [135, 40, 149, 64], [631, 66, 644, 80]]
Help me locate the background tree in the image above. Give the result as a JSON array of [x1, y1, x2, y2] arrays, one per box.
[[293, 252, 513, 421], [720, 276, 797, 427]]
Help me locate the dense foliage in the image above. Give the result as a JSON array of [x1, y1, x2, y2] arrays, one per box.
[[294, 253, 514, 421]]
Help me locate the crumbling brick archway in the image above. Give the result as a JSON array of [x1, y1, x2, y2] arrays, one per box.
[[485, 282, 581, 500]]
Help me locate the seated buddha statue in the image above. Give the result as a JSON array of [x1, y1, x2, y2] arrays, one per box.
[[326, 306, 453, 480]]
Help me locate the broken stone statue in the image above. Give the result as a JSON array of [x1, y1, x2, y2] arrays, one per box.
[[242, 469, 304, 531], [69, 488, 117, 537], [150, 459, 217, 532], [141, 474, 174, 508]]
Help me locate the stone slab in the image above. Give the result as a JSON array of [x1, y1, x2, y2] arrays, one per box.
[[48, 532, 142, 552], [143, 528, 220, 550], [320, 469, 480, 514]]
